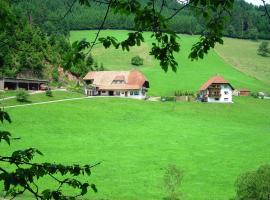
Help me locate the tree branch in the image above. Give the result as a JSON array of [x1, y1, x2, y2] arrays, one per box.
[[48, 0, 77, 21], [87, 0, 112, 54], [261, 0, 270, 23], [165, 0, 192, 21]]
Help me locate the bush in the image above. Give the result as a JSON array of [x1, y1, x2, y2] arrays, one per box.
[[163, 165, 184, 200], [16, 89, 29, 102], [257, 41, 270, 57], [45, 89, 53, 97], [161, 96, 176, 102], [67, 81, 85, 94], [174, 90, 195, 97], [131, 56, 143, 66], [233, 165, 270, 200]]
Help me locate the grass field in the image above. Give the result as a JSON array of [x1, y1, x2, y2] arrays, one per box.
[[215, 38, 270, 85], [2, 97, 270, 200], [70, 30, 270, 96]]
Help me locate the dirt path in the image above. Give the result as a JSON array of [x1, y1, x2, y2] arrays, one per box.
[[5, 96, 91, 109], [0, 89, 67, 101], [4, 95, 149, 109]]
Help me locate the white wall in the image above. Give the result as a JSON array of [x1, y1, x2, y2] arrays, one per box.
[[207, 84, 233, 103], [127, 89, 146, 99], [85, 88, 147, 99]]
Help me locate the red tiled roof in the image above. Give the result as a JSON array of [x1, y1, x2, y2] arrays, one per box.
[[114, 75, 125, 81], [127, 70, 148, 86], [99, 84, 140, 90], [83, 70, 148, 90], [199, 75, 232, 91]]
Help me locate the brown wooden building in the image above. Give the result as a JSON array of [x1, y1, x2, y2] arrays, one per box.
[[238, 88, 251, 96], [0, 78, 48, 91]]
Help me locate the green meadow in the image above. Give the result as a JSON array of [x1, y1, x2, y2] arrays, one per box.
[[215, 38, 270, 85], [70, 30, 270, 96], [3, 97, 270, 200], [1, 30, 270, 200]]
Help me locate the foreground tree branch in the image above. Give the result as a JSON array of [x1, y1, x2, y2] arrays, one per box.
[[261, 0, 270, 23]]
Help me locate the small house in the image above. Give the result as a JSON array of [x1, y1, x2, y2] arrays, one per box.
[[83, 70, 149, 99], [199, 75, 234, 103]]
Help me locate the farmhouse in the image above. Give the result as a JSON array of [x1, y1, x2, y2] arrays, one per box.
[[83, 70, 149, 99], [199, 75, 234, 103]]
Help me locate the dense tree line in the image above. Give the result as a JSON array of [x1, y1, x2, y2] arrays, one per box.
[[0, 0, 98, 79], [0, 19, 71, 78], [11, 0, 270, 39]]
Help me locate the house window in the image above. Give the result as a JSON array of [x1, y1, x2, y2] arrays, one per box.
[[224, 98, 228, 101], [214, 97, 219, 100], [224, 91, 229, 95], [102, 91, 106, 93], [130, 91, 133, 95], [134, 90, 139, 95]]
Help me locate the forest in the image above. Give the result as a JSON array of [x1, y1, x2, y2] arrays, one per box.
[[12, 0, 270, 39]]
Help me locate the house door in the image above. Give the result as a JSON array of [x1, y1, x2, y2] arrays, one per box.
[[109, 91, 114, 96], [125, 91, 128, 96]]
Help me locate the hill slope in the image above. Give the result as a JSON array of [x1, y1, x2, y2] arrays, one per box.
[[215, 38, 270, 85], [70, 30, 270, 96]]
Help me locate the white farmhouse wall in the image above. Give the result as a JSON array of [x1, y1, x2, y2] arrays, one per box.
[[100, 91, 109, 96], [85, 88, 146, 99], [207, 84, 233, 103], [127, 89, 146, 99]]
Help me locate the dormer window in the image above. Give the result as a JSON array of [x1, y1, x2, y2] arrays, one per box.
[[112, 80, 125, 84], [85, 79, 94, 85], [112, 75, 125, 84]]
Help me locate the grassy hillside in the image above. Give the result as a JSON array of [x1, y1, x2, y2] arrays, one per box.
[[2, 97, 270, 200], [70, 30, 270, 96], [215, 38, 270, 85]]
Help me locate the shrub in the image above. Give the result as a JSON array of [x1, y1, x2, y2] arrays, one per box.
[[67, 81, 85, 94], [233, 165, 270, 200], [16, 89, 29, 102], [174, 90, 195, 97], [45, 89, 53, 97], [257, 41, 270, 57], [131, 56, 143, 66], [251, 92, 258, 98], [161, 96, 176, 102], [163, 165, 184, 200]]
